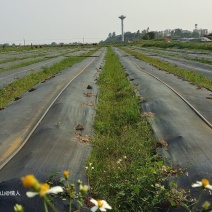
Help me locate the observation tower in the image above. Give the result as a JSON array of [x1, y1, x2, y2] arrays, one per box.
[[119, 15, 126, 42]]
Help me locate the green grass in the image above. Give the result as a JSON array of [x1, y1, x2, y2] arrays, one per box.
[[0, 58, 49, 73], [0, 52, 46, 65], [0, 49, 79, 73], [133, 40, 212, 51], [132, 46, 212, 66], [0, 48, 99, 109], [184, 56, 212, 66], [122, 48, 212, 91], [87, 47, 187, 211]]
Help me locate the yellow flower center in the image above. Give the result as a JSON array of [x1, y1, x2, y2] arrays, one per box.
[[39, 183, 50, 196], [63, 171, 69, 179], [97, 200, 103, 207], [21, 175, 38, 188], [202, 179, 210, 187]]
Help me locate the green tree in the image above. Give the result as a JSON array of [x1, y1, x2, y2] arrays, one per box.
[[51, 42, 57, 46], [142, 33, 150, 40], [136, 30, 141, 39], [112, 32, 116, 37], [147, 31, 155, 39], [174, 28, 183, 37], [192, 31, 200, 38]]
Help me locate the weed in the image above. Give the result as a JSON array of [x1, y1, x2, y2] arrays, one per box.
[[0, 58, 48, 73], [87, 47, 188, 211], [133, 40, 212, 51]]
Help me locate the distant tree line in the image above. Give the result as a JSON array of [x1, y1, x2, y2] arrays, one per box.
[[101, 28, 211, 43], [101, 30, 156, 43]]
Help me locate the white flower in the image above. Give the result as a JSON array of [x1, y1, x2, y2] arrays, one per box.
[[26, 184, 63, 197], [90, 198, 112, 212], [116, 159, 122, 164], [192, 179, 212, 190]]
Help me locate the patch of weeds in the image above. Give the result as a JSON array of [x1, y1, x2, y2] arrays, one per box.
[[134, 46, 212, 66], [0, 58, 48, 73], [0, 52, 46, 65], [87, 47, 190, 211]]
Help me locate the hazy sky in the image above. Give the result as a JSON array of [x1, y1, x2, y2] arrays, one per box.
[[1, 0, 212, 44]]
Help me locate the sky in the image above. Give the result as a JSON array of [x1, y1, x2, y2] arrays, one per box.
[[1, 0, 212, 45]]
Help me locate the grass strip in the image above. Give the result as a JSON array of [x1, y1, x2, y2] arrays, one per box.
[[88, 47, 186, 211], [0, 49, 77, 73], [136, 40, 212, 51], [122, 48, 212, 90], [0, 48, 99, 109], [0, 58, 49, 73], [0, 53, 46, 65], [182, 56, 212, 66], [135, 47, 212, 66]]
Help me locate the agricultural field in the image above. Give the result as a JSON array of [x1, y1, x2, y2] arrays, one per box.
[[131, 40, 212, 51], [0, 43, 212, 212]]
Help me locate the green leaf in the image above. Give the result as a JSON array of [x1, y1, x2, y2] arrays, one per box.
[[169, 200, 177, 207], [133, 185, 140, 195]]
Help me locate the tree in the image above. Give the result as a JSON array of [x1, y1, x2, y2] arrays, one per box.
[[51, 42, 57, 46], [124, 31, 135, 41], [174, 28, 183, 37], [147, 31, 155, 40], [136, 30, 140, 39], [2, 43, 9, 49], [142, 33, 150, 40], [182, 31, 192, 38], [192, 31, 200, 38]]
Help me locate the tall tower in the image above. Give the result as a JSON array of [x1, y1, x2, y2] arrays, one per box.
[[119, 15, 126, 42]]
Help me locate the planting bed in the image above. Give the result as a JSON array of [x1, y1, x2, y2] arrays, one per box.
[[127, 46, 212, 79], [0, 47, 95, 88], [0, 44, 211, 211], [115, 47, 212, 206], [0, 47, 105, 211]]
